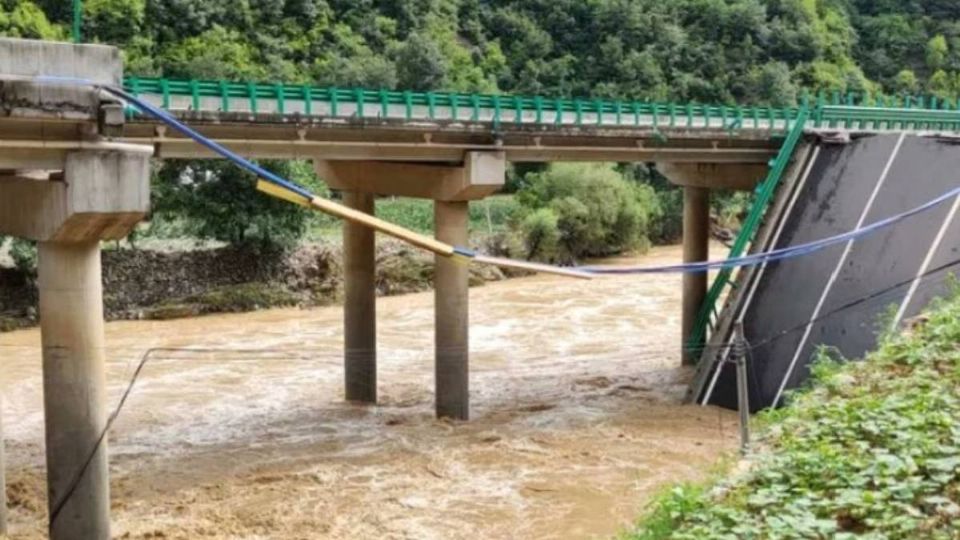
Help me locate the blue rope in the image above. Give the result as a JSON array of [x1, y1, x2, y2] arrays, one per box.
[[38, 76, 960, 276], [582, 183, 960, 274]]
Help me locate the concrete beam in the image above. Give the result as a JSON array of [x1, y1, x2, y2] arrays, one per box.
[[343, 192, 377, 404], [659, 162, 769, 191], [0, 148, 152, 242], [682, 187, 710, 366], [434, 201, 470, 420], [139, 137, 775, 164], [316, 152, 506, 201], [39, 241, 110, 540]]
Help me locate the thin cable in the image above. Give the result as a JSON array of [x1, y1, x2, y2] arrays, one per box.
[[698, 254, 960, 406]]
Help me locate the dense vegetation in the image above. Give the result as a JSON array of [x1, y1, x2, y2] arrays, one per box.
[[6, 0, 960, 256], [626, 293, 960, 539]]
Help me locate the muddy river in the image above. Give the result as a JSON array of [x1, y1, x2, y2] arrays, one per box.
[[0, 244, 737, 539]]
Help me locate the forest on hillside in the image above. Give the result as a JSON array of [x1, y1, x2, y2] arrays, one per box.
[[8, 0, 960, 104]]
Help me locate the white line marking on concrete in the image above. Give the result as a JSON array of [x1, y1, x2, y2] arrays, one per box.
[[892, 192, 960, 328], [772, 132, 906, 407], [701, 145, 821, 405]]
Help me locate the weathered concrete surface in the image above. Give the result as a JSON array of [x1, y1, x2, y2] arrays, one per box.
[[659, 162, 768, 191], [434, 201, 470, 420], [0, 38, 121, 122], [0, 389, 6, 536], [682, 187, 709, 365], [137, 119, 778, 163], [38, 241, 111, 540], [0, 149, 152, 242], [317, 151, 506, 201], [343, 192, 377, 403]]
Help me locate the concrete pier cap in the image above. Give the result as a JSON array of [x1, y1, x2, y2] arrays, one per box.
[[315, 151, 507, 201], [658, 162, 768, 192], [0, 149, 152, 242]]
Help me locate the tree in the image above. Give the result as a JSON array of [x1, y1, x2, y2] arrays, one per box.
[[927, 35, 949, 71], [515, 163, 658, 261], [892, 69, 920, 95], [395, 33, 447, 90], [152, 160, 325, 250]]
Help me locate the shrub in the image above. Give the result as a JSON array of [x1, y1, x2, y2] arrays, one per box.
[[151, 159, 326, 251], [10, 238, 37, 274], [519, 208, 560, 261], [515, 163, 659, 261]]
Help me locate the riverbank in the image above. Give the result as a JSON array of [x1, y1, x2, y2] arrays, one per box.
[[0, 238, 510, 332], [625, 293, 960, 539], [0, 244, 737, 539]]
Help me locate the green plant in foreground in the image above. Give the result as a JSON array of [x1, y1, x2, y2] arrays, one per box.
[[627, 293, 960, 540]]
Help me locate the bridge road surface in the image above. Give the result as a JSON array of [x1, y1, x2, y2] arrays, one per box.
[[705, 133, 960, 410]]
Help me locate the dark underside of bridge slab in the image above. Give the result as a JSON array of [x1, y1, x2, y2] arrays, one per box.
[[697, 132, 960, 411]]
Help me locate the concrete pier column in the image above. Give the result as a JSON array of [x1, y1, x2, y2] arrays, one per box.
[[0, 389, 6, 536], [434, 201, 470, 420], [38, 241, 110, 540], [343, 191, 377, 403], [682, 186, 710, 365]]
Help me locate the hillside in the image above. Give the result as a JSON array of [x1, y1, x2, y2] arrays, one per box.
[[6, 1, 960, 104]]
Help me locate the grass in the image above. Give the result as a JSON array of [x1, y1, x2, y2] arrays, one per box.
[[625, 292, 960, 540]]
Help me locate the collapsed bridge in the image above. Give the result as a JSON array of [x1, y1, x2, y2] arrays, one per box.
[[692, 131, 960, 410], [3, 36, 960, 538]]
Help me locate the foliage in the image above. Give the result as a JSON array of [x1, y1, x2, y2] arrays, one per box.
[[514, 163, 658, 262], [20, 1, 960, 102], [626, 292, 960, 539], [307, 195, 519, 238], [9, 238, 37, 273], [151, 159, 326, 250]]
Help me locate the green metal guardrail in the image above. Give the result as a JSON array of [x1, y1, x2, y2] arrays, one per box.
[[122, 76, 801, 131], [122, 76, 960, 133]]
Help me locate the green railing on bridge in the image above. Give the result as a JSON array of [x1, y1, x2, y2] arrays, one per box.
[[122, 76, 802, 131], [122, 76, 960, 134]]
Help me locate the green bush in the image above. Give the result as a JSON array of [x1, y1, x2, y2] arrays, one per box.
[[10, 238, 37, 273], [515, 163, 659, 262], [151, 159, 327, 250], [626, 291, 960, 539], [519, 208, 561, 261]]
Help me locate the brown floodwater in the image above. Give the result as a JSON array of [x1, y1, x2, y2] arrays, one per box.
[[0, 244, 737, 539]]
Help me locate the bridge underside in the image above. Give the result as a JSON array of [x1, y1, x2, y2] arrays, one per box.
[[0, 114, 779, 165]]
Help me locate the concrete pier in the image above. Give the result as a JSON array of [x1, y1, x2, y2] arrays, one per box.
[[39, 241, 110, 539], [343, 191, 377, 403], [682, 186, 710, 365], [434, 201, 470, 420], [659, 162, 767, 365], [0, 390, 6, 536], [317, 152, 504, 419]]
